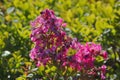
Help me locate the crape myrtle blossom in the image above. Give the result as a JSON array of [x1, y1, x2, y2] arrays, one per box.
[[30, 9, 107, 79]]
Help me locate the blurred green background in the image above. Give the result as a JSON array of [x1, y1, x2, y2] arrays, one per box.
[[0, 0, 120, 80]]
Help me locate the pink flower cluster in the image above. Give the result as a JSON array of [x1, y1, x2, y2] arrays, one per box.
[[70, 42, 106, 69], [30, 9, 107, 80]]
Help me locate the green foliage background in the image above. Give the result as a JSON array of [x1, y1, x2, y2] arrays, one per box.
[[0, 0, 120, 80]]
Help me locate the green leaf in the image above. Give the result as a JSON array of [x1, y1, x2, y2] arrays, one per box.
[[1, 51, 11, 57], [27, 73, 33, 78], [38, 65, 44, 72], [31, 68, 38, 72], [16, 76, 25, 80], [7, 7, 15, 14], [51, 66, 57, 71]]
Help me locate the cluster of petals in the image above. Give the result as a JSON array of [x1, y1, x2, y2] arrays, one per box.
[[30, 9, 107, 80]]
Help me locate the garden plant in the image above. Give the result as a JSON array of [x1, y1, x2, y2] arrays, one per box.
[[0, 0, 120, 80]]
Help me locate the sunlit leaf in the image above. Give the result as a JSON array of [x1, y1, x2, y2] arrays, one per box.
[[7, 7, 15, 14]]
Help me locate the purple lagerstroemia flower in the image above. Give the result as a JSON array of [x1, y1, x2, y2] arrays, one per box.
[[55, 18, 63, 27], [101, 51, 108, 60], [30, 9, 108, 79], [101, 65, 107, 74], [62, 23, 67, 27], [101, 73, 106, 80], [29, 47, 39, 60], [99, 65, 107, 80]]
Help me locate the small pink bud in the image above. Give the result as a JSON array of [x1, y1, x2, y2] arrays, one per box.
[[102, 51, 108, 60]]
